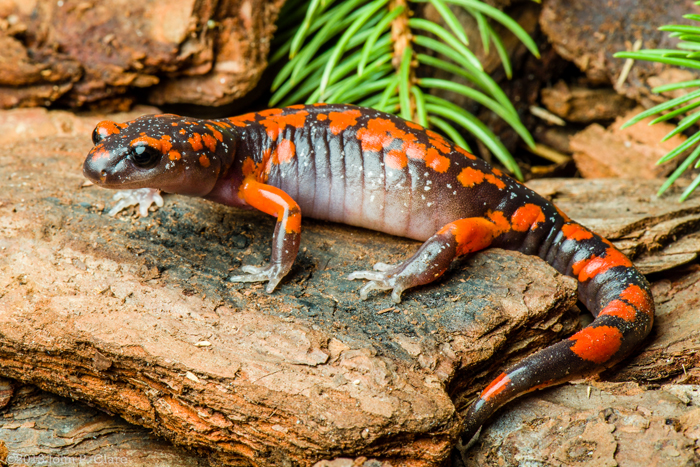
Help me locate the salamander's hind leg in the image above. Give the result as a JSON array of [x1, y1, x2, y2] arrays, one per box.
[[349, 217, 501, 303]]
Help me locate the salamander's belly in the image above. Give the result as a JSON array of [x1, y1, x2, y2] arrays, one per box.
[[265, 119, 516, 241]]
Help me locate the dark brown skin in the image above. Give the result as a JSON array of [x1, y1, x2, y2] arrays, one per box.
[[84, 104, 654, 443]]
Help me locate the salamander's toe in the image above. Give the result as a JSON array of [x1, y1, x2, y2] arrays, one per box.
[[229, 263, 287, 292]]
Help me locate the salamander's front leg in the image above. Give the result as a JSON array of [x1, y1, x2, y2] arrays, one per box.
[[349, 217, 500, 303], [229, 178, 301, 293]]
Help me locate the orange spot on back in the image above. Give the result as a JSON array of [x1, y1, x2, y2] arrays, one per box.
[[258, 108, 284, 117], [457, 167, 485, 187], [569, 325, 623, 364], [199, 154, 211, 168], [273, 139, 296, 164], [317, 114, 328, 121], [484, 173, 506, 189], [404, 141, 427, 160], [201, 133, 218, 152], [562, 223, 594, 241], [188, 133, 203, 151], [480, 372, 511, 402], [425, 148, 450, 173], [455, 146, 477, 160], [288, 104, 305, 110], [385, 149, 408, 170], [205, 124, 224, 142], [179, 128, 186, 135], [405, 121, 423, 130], [328, 109, 362, 135], [228, 112, 257, 127], [131, 135, 167, 153], [260, 111, 309, 140], [511, 204, 545, 232]]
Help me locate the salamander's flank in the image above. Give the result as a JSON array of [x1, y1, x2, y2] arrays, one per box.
[[83, 104, 654, 445]]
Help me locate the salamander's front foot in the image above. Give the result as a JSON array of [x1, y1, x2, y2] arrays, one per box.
[[108, 188, 163, 217], [348, 262, 407, 303], [229, 263, 287, 293]]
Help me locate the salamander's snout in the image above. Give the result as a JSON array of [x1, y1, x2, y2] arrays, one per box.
[[83, 144, 128, 187]]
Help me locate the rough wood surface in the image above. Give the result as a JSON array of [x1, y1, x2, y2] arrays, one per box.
[[0, 109, 580, 465], [0, 381, 209, 466], [0, 0, 284, 109], [540, 0, 700, 106], [541, 80, 635, 123], [455, 382, 700, 466], [569, 108, 683, 180]]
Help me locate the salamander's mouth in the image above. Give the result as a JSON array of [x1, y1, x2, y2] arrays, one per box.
[[83, 147, 147, 189]]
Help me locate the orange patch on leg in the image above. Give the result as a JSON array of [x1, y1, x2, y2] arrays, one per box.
[[569, 325, 623, 364], [511, 204, 545, 232], [486, 210, 511, 236], [438, 218, 497, 256]]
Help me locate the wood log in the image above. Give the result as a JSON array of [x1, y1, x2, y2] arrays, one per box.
[[0, 0, 284, 109], [0, 108, 580, 465], [0, 381, 209, 466]]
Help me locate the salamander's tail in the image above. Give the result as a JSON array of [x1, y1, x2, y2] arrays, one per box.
[[461, 219, 654, 444]]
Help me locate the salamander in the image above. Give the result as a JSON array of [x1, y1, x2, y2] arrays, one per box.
[[83, 103, 654, 444]]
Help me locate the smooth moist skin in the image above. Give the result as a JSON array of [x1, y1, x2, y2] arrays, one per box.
[[83, 103, 655, 443]]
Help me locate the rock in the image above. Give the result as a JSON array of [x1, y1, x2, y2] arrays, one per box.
[[0, 0, 284, 108], [0, 108, 582, 465], [569, 107, 683, 180], [0, 385, 209, 465], [541, 80, 635, 123], [540, 0, 700, 106]]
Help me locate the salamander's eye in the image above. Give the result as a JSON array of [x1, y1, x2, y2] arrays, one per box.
[[92, 127, 103, 145], [129, 144, 161, 168]]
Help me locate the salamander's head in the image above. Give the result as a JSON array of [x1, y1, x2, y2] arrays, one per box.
[[83, 114, 236, 196]]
